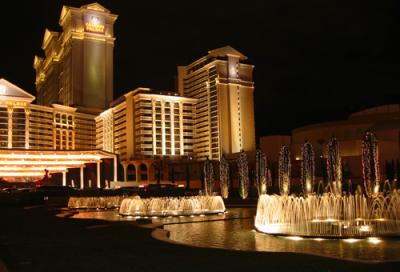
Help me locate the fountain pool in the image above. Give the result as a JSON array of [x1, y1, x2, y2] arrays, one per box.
[[119, 195, 226, 217], [65, 207, 400, 262], [164, 209, 400, 262], [255, 192, 400, 238], [68, 195, 128, 209]]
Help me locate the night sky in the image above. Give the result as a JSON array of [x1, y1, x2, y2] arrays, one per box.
[[1, 0, 399, 138]]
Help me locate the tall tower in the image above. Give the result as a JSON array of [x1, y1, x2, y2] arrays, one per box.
[[177, 46, 256, 160], [34, 3, 117, 113]]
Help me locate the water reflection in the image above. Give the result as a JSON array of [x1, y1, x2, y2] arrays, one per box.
[[164, 209, 400, 262], [67, 208, 400, 262]]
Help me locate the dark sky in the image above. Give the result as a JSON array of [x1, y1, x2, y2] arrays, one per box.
[[1, 0, 399, 138]]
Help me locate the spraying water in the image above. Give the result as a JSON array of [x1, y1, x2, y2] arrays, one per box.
[[256, 132, 400, 238], [326, 137, 342, 195], [362, 131, 380, 197], [255, 191, 400, 237], [301, 141, 315, 196], [220, 155, 230, 199], [237, 151, 249, 199], [255, 149, 268, 195], [203, 158, 214, 196], [68, 196, 126, 209], [119, 196, 225, 217], [278, 145, 291, 195]]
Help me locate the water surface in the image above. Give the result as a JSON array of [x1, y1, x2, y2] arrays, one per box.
[[68, 208, 400, 262]]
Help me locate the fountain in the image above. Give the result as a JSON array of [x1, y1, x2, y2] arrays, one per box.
[[68, 195, 127, 209], [278, 145, 291, 195], [119, 196, 226, 217], [219, 155, 230, 199], [362, 131, 380, 197], [237, 151, 249, 199], [301, 141, 315, 196], [326, 137, 342, 195], [203, 158, 214, 196], [255, 149, 268, 195], [255, 132, 400, 238], [255, 192, 400, 237]]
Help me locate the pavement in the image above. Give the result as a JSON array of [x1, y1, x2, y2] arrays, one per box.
[[0, 205, 399, 272]]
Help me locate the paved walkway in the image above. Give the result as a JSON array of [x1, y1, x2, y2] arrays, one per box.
[[0, 206, 398, 271]]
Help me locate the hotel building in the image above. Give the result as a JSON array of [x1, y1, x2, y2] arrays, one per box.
[[0, 78, 117, 187], [95, 88, 197, 181], [0, 3, 257, 187], [33, 3, 117, 113], [177, 46, 256, 160]]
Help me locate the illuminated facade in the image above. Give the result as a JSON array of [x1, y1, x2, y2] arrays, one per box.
[[177, 46, 256, 160], [95, 88, 197, 181], [5, 3, 258, 186], [0, 78, 116, 186], [96, 88, 196, 160], [0, 79, 96, 151], [33, 3, 117, 112]]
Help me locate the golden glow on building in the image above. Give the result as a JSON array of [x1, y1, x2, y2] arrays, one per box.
[[84, 19, 105, 33], [33, 3, 117, 112], [0, 78, 114, 186], [96, 88, 197, 161], [177, 46, 256, 160], [0, 149, 117, 187], [8, 2, 258, 186]]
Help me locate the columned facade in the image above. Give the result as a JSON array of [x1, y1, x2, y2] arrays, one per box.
[[0, 78, 116, 185]]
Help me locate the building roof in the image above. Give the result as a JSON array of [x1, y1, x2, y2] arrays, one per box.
[[110, 88, 189, 107], [41, 28, 59, 50], [291, 104, 400, 135], [0, 79, 35, 103], [81, 2, 111, 13], [60, 2, 117, 26], [207, 46, 248, 61], [350, 104, 400, 119], [0, 149, 115, 177]]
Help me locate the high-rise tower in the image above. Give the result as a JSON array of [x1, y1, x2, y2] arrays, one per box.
[[177, 46, 256, 160], [34, 3, 117, 113]]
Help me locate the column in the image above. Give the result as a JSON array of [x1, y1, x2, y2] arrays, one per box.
[[64, 129, 68, 150], [152, 99, 157, 155], [113, 154, 118, 181], [135, 162, 140, 182], [71, 116, 75, 150], [161, 101, 166, 155], [60, 116, 63, 150], [7, 106, 13, 149], [179, 102, 184, 155], [206, 81, 212, 158], [53, 113, 57, 150], [59, 129, 65, 150], [146, 162, 151, 182], [80, 166, 84, 189], [62, 171, 67, 187], [122, 162, 128, 181], [25, 108, 30, 149], [170, 102, 175, 155], [97, 160, 101, 188]]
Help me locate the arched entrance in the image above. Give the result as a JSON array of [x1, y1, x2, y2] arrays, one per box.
[[127, 164, 136, 181], [140, 164, 148, 181]]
